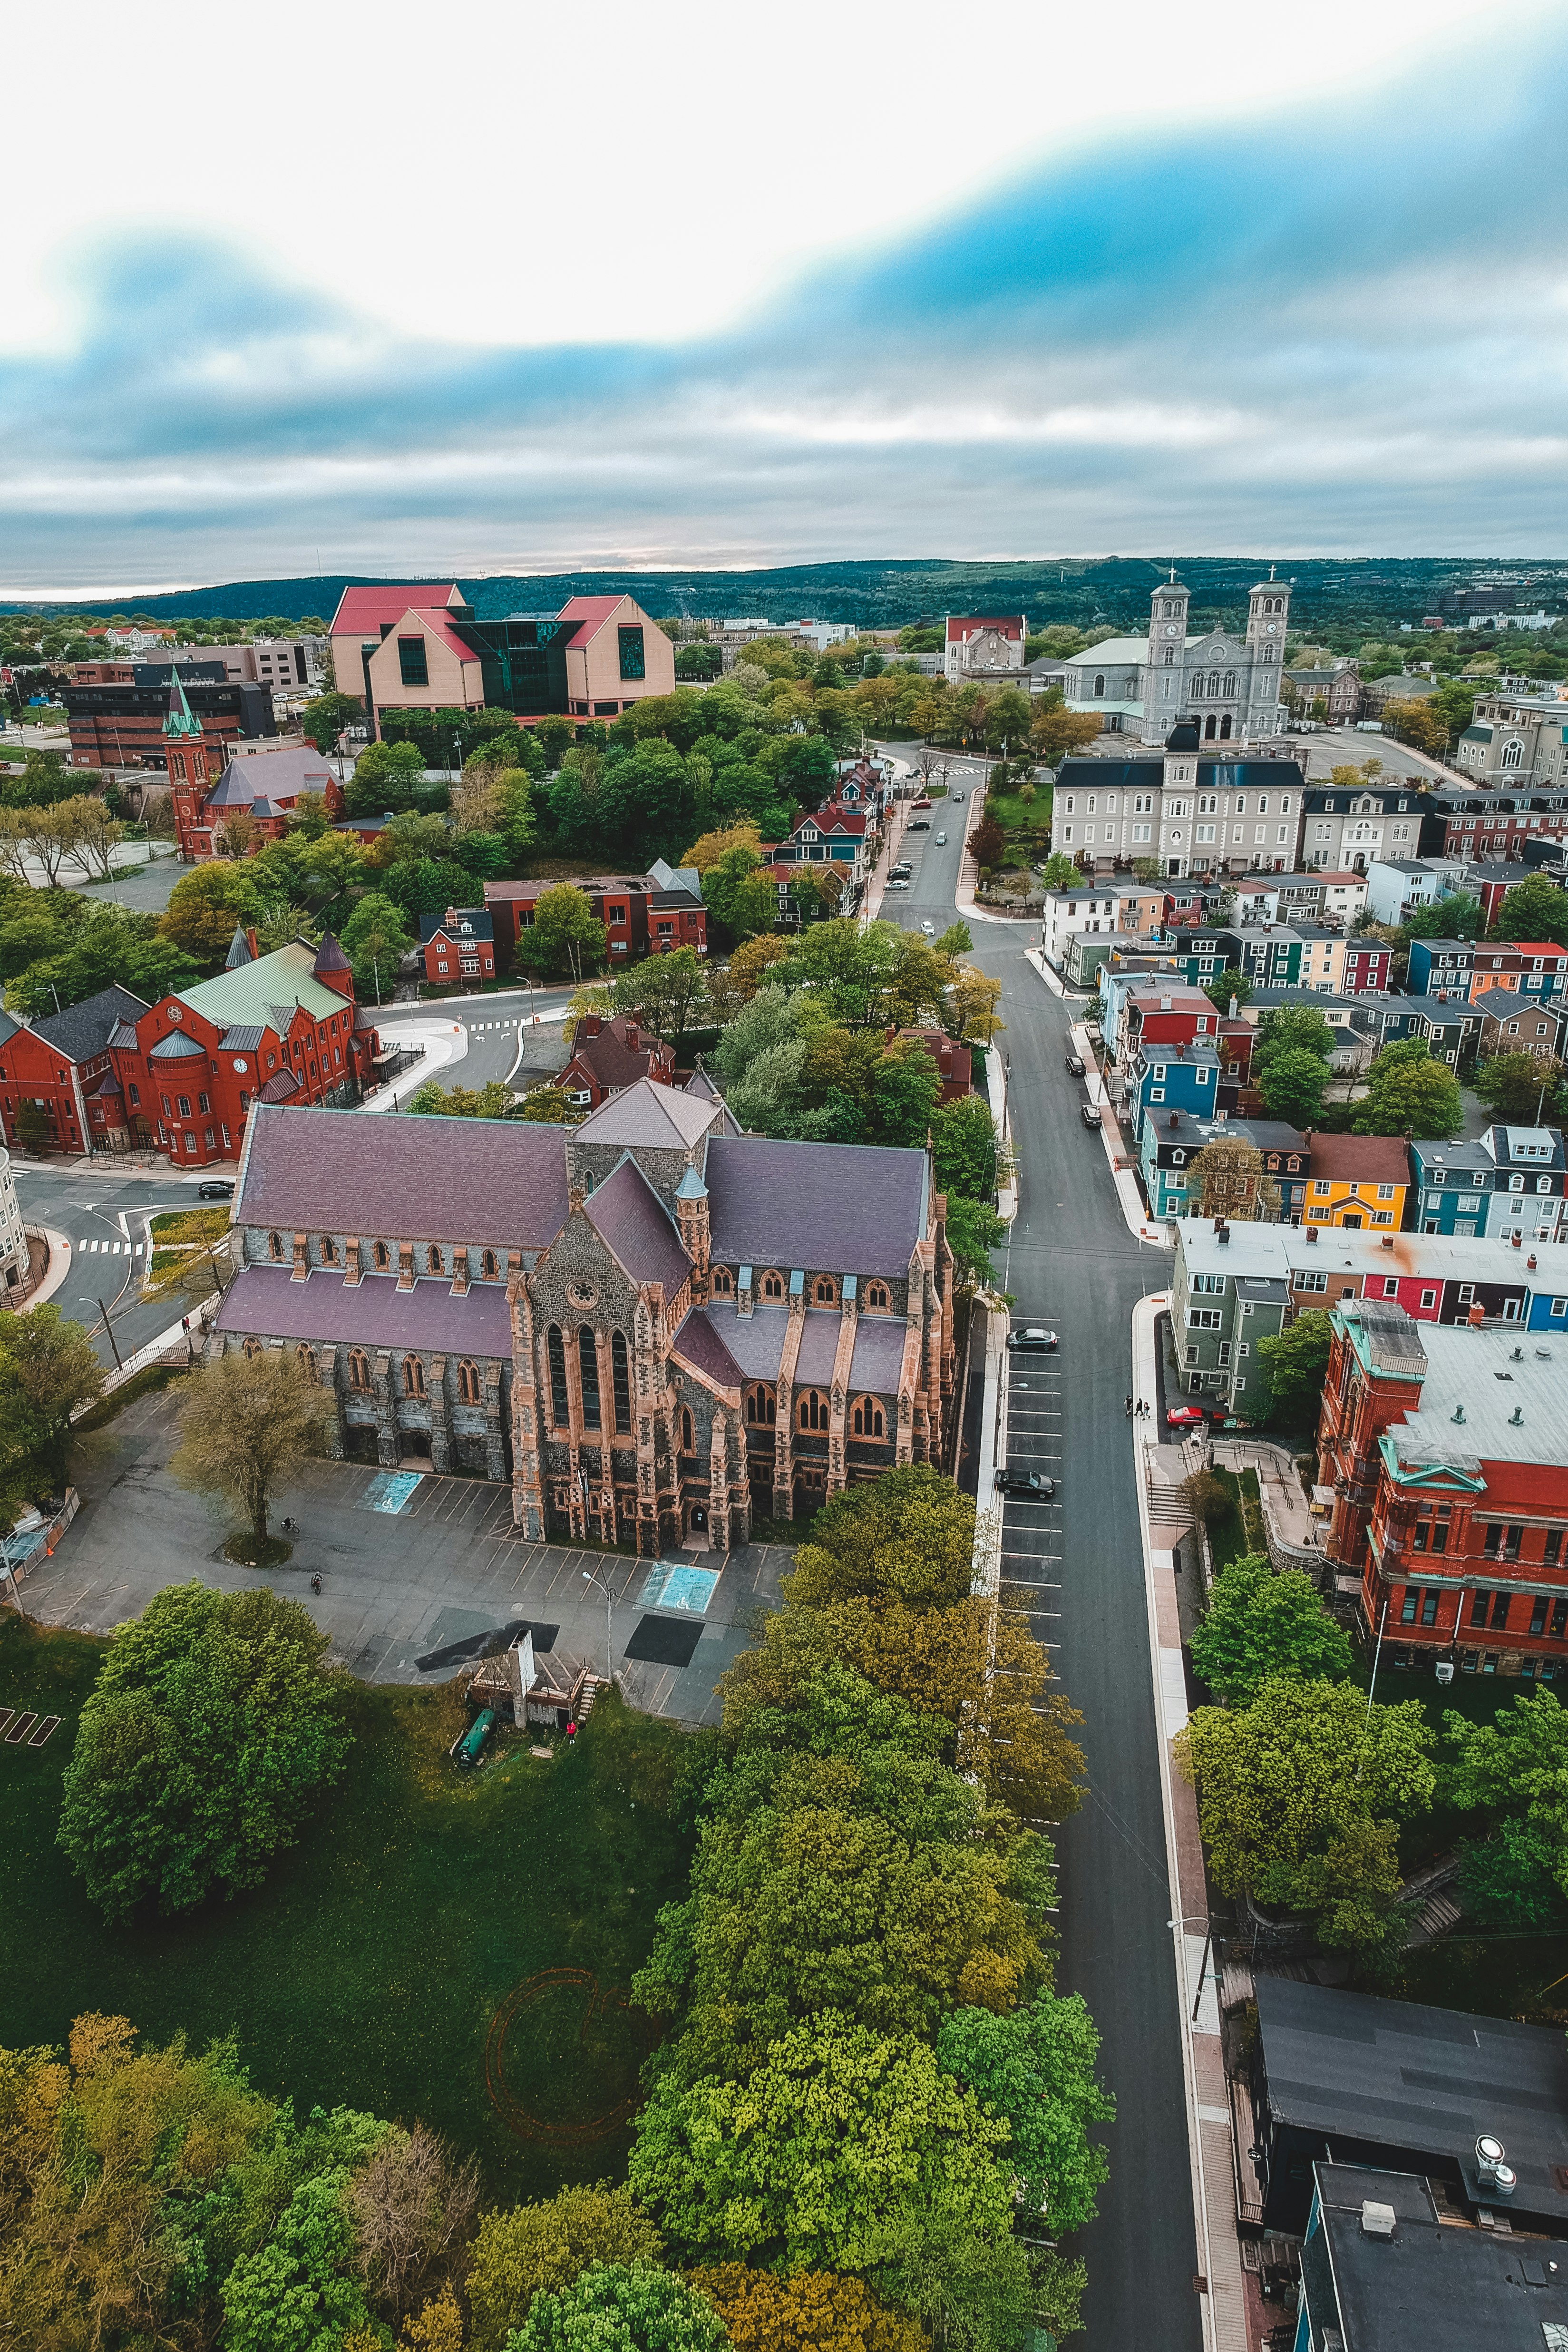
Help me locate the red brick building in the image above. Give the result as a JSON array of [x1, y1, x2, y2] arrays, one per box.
[[484, 860, 707, 967], [62, 660, 275, 774], [172, 744, 345, 862], [0, 985, 149, 1157], [419, 907, 496, 987], [889, 1027, 973, 1103], [1317, 1297, 1568, 1680], [0, 932, 380, 1166], [556, 1013, 676, 1109]]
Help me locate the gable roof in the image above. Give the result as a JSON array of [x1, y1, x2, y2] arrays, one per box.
[[215, 1265, 512, 1357], [557, 592, 629, 645], [329, 584, 461, 637], [236, 1103, 570, 1248], [670, 1307, 745, 1391], [205, 745, 335, 807], [704, 1134, 928, 1278], [419, 908, 495, 946], [583, 1157, 691, 1292], [1310, 1133, 1412, 1184], [177, 939, 350, 1031], [575, 1076, 720, 1151], [563, 1016, 667, 1092], [30, 984, 151, 1064]]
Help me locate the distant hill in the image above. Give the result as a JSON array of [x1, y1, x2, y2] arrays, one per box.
[[3, 555, 1564, 634]]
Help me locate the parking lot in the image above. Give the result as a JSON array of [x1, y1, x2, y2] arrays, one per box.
[[995, 1323, 1064, 1657]]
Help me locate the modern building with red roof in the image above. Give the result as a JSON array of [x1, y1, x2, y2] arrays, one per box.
[[329, 585, 676, 739]]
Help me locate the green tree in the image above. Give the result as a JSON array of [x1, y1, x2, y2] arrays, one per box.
[[1256, 1308, 1333, 1427], [1490, 872, 1568, 949], [935, 1988, 1114, 2236], [870, 1042, 942, 1149], [57, 1582, 352, 1920], [1253, 1003, 1335, 1076], [1353, 1037, 1463, 1137], [1256, 1046, 1329, 1127], [407, 1078, 513, 1119], [527, 885, 606, 977], [1189, 1553, 1354, 1703], [1176, 1677, 1435, 1949], [0, 1303, 106, 1505], [467, 2186, 661, 2352], [1472, 1051, 1564, 1126], [945, 1196, 1007, 1286], [691, 2264, 924, 2352], [1036, 852, 1082, 892], [1443, 1689, 1568, 1898], [930, 1095, 998, 1203], [299, 691, 363, 753], [510, 2265, 727, 2352], [169, 1346, 337, 1550], [613, 947, 710, 1045], [1202, 967, 1251, 1014], [1403, 892, 1481, 942], [222, 2168, 372, 2352], [159, 862, 264, 968], [702, 840, 777, 943], [629, 2016, 1016, 2275], [341, 889, 414, 1005], [345, 739, 428, 816]]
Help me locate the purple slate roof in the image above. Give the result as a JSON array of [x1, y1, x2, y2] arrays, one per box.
[[705, 1135, 927, 1278], [670, 1308, 744, 1390], [792, 1308, 843, 1385], [236, 1103, 570, 1248], [850, 1315, 910, 1392], [215, 1266, 513, 1355], [584, 1158, 691, 1292], [701, 1301, 788, 1380], [205, 746, 334, 807]]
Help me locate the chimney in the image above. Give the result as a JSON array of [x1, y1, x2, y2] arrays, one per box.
[[1169, 1113, 1178, 1131]]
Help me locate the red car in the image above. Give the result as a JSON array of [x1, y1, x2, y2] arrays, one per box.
[[1166, 1405, 1212, 1428]]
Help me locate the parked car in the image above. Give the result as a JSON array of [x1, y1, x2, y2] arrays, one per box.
[[920, 920, 935, 935], [935, 831, 946, 845], [1081, 1103, 1101, 1127], [889, 861, 913, 878], [1007, 1326, 1058, 1353], [197, 1180, 234, 1200], [1065, 1053, 1085, 1076], [886, 878, 910, 890], [910, 819, 931, 830], [995, 1465, 1056, 1499], [1166, 1404, 1215, 1429]]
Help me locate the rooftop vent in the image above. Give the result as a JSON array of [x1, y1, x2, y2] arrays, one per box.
[[1453, 1405, 1466, 1424], [1512, 1346, 1524, 1360], [1306, 1228, 1319, 1245], [1360, 2201, 1397, 2240], [1217, 1226, 1232, 1246], [1510, 1406, 1524, 1427], [1382, 1236, 1394, 1249]]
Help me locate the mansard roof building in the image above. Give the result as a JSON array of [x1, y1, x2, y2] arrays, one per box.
[[214, 1077, 957, 1552]]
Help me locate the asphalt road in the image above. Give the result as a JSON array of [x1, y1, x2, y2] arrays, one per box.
[[892, 766, 1203, 2352], [12, 1168, 215, 1368]]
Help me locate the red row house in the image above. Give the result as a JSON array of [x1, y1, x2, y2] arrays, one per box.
[[1317, 1296, 1568, 1681], [555, 1013, 676, 1110], [171, 743, 346, 861], [484, 859, 707, 966], [420, 906, 496, 987], [0, 932, 380, 1166]]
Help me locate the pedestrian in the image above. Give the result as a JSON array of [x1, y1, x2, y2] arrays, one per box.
[[311, 1572, 322, 1595], [1124, 1395, 1133, 1418]]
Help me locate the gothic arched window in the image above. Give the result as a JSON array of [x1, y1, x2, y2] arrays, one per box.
[[611, 1332, 632, 1432], [578, 1327, 602, 1429], [458, 1360, 481, 1405], [481, 1247, 498, 1279], [546, 1326, 569, 1427], [1093, 673, 1105, 697], [268, 1230, 284, 1261], [851, 1395, 885, 1439], [680, 1405, 695, 1455], [373, 1239, 390, 1270], [319, 1234, 337, 1265], [865, 1281, 890, 1311], [426, 1243, 443, 1275], [711, 1265, 732, 1295], [746, 1383, 777, 1426], [296, 1345, 317, 1382], [761, 1269, 785, 1300], [403, 1356, 426, 1399], [1502, 740, 1524, 770], [797, 1389, 829, 1432], [813, 1275, 838, 1307], [348, 1348, 371, 1391]]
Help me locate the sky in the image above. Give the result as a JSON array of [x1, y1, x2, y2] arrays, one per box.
[[2, 0, 1566, 594]]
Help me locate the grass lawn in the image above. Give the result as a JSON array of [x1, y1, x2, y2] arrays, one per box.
[[1206, 1466, 1266, 1573], [149, 1207, 231, 1245], [0, 1614, 696, 2201]]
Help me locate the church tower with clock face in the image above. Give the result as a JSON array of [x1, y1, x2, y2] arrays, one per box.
[[1244, 573, 1291, 733], [1140, 576, 1191, 740]]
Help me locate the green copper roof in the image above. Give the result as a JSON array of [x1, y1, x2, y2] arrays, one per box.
[[179, 939, 345, 1031], [162, 668, 205, 741]]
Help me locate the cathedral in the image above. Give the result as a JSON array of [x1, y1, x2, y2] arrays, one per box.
[[1062, 573, 1293, 745], [214, 1076, 958, 1552]]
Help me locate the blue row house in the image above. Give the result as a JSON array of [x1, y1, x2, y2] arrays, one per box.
[[1408, 1125, 1568, 1244]]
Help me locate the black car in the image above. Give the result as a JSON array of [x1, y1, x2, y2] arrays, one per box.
[[995, 1465, 1056, 1499], [909, 818, 931, 830], [1081, 1103, 1102, 1128], [1006, 1326, 1058, 1352], [196, 1180, 234, 1200], [1064, 1053, 1085, 1076]]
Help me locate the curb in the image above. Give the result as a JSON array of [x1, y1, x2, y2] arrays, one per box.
[[24, 1225, 75, 1309]]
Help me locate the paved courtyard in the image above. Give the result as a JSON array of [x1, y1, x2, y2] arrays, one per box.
[[25, 1383, 786, 1725]]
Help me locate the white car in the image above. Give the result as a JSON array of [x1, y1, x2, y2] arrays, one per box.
[[935, 831, 946, 845], [920, 920, 935, 935]]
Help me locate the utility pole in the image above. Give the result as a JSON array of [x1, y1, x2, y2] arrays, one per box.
[[97, 1298, 123, 1370]]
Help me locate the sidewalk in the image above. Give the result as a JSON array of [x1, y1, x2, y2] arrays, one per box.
[[1211, 1436, 1322, 1561], [1131, 1293, 1249, 2352], [362, 1022, 468, 1112]]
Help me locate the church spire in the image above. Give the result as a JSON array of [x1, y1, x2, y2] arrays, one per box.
[[162, 664, 204, 741]]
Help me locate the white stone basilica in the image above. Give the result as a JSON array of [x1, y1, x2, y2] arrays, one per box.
[[1061, 573, 1293, 745]]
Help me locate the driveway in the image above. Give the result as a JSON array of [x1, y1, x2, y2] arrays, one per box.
[[30, 1383, 782, 1727]]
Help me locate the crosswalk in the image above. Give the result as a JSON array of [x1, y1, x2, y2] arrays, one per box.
[[467, 1020, 520, 1033], [74, 1238, 142, 1254]]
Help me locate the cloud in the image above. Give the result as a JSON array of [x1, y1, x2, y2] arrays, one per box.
[[2, 21, 1567, 589]]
